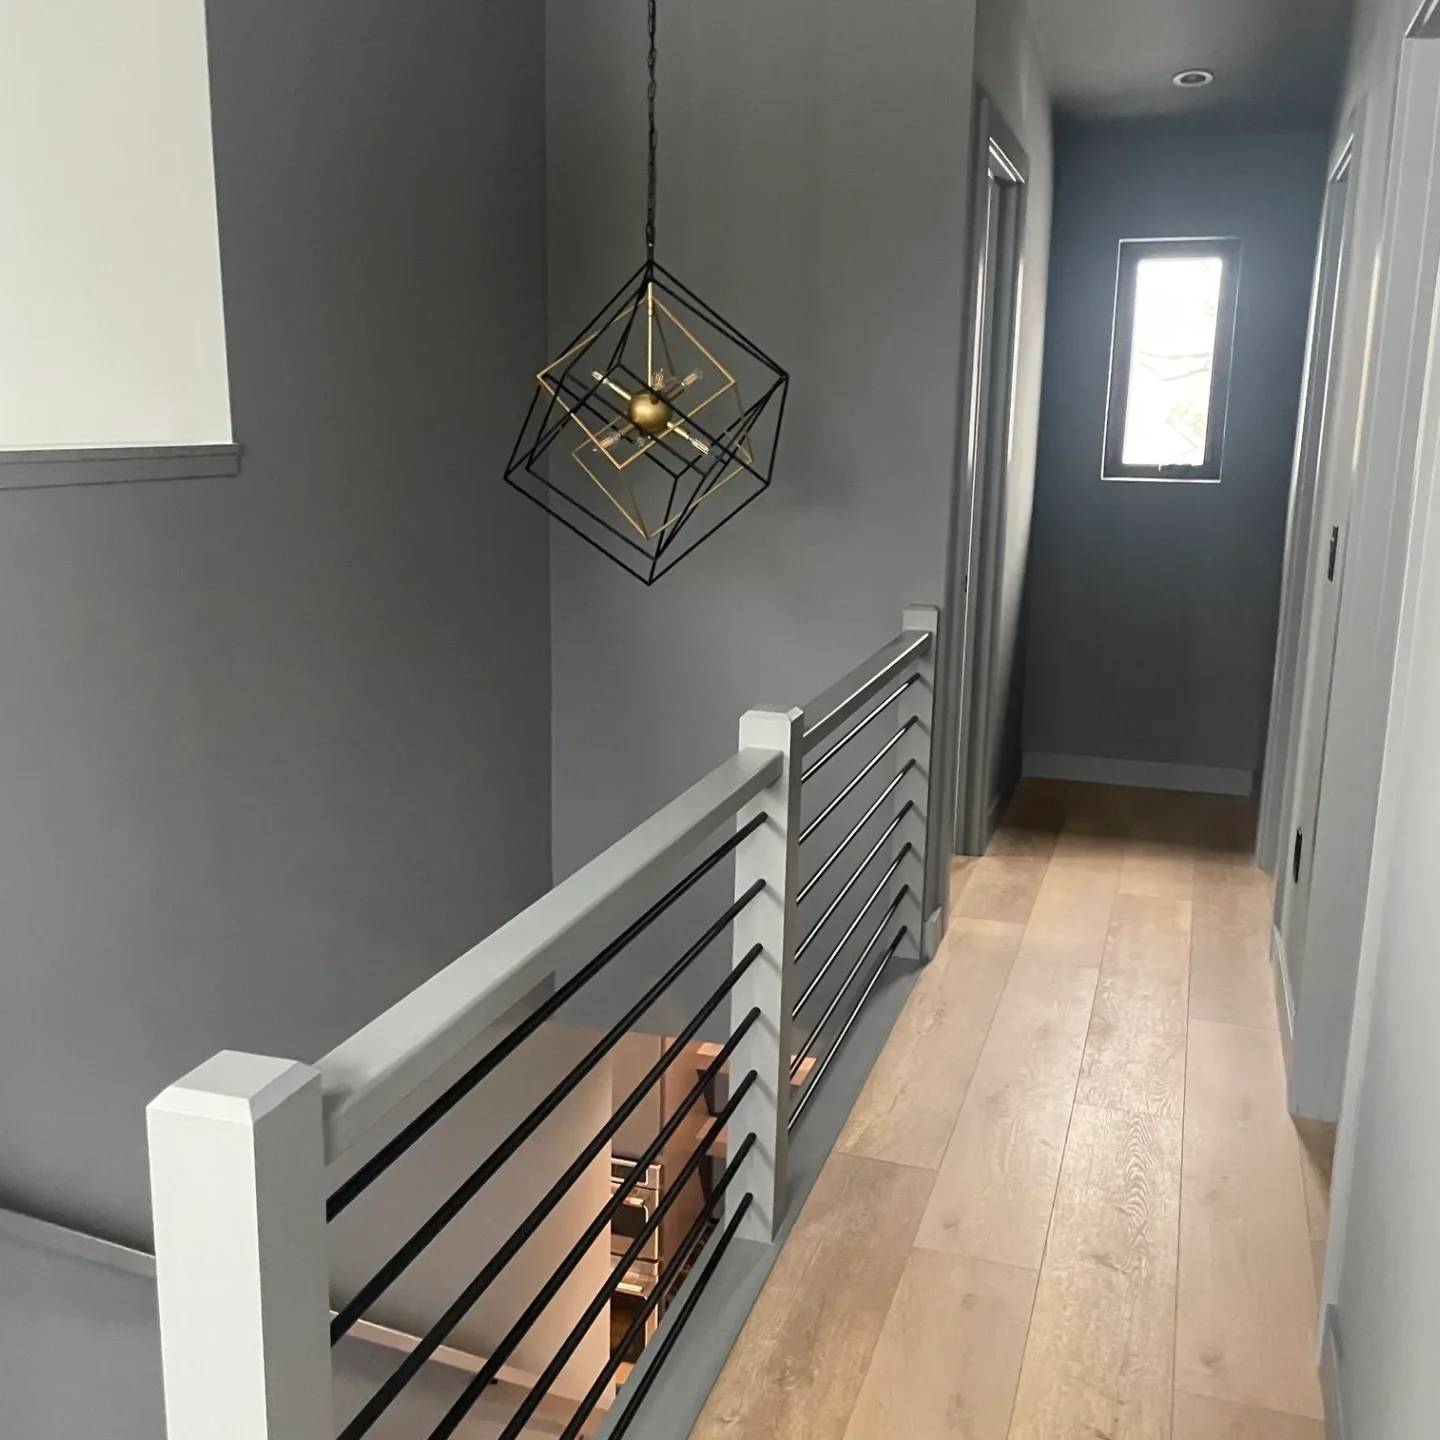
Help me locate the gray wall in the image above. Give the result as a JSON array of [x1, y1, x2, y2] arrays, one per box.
[[0, 0, 551, 1426], [546, 0, 1056, 1023], [1022, 124, 1328, 787]]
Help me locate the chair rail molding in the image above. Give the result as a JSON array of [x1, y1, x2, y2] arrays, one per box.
[[0, 445, 242, 491]]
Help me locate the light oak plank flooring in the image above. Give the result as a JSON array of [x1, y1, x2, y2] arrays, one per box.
[[692, 1152, 934, 1440], [1176, 1021, 1323, 1419], [1015, 857, 1121, 968], [1076, 894, 1191, 1118], [842, 1251, 1037, 1440], [839, 918, 1021, 1169], [690, 783, 1325, 1440], [953, 855, 1051, 925], [1172, 1392, 1325, 1440], [1008, 1104, 1182, 1440], [1189, 867, 1277, 1030], [1294, 1118, 1337, 1298], [914, 959, 1098, 1269]]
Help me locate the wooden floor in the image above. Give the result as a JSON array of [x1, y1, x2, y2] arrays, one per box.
[[692, 781, 1334, 1440]]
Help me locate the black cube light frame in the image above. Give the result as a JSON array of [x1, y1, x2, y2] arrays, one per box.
[[502, 0, 789, 585]]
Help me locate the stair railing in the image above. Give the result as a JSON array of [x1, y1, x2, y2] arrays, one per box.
[[146, 604, 937, 1440]]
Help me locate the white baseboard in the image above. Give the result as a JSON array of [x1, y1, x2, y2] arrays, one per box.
[[1321, 1304, 1346, 1440], [922, 906, 945, 962], [1273, 924, 1296, 1068], [1022, 752, 1254, 796]]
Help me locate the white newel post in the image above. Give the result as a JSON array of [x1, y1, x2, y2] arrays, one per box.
[[897, 605, 940, 961], [729, 705, 803, 1242], [147, 1051, 332, 1440]]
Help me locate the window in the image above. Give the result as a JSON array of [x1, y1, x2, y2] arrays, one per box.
[[1103, 238, 1241, 481]]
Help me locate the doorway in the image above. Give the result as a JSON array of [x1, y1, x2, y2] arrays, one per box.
[[1268, 131, 1360, 1037], [951, 96, 1029, 858], [1258, 136, 1356, 880]]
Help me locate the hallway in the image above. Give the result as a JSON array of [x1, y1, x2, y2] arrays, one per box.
[[693, 781, 1333, 1440]]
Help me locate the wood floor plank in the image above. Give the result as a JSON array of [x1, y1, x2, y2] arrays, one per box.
[[1189, 866, 1277, 1030], [915, 961, 1097, 1269], [1007, 1104, 1182, 1440], [1076, 895, 1192, 1118], [842, 1251, 1036, 1440], [1120, 837, 1196, 901], [1017, 858, 1121, 968], [988, 782, 1067, 859], [1294, 1117, 1336, 1301], [1176, 1021, 1323, 1420], [1172, 1392, 1325, 1439], [953, 856, 1050, 925], [839, 920, 1020, 1169], [692, 1153, 934, 1440]]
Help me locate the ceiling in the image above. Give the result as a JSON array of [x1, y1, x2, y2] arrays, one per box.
[[1028, 0, 1358, 124]]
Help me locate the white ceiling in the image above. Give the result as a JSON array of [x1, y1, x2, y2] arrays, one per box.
[[1028, 0, 1358, 124]]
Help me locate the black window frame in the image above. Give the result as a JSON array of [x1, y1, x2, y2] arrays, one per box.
[[1102, 236, 1243, 483]]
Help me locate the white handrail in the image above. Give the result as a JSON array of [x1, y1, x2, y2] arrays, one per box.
[[316, 746, 783, 1162], [145, 603, 940, 1440]]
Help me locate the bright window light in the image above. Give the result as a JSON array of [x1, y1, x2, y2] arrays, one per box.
[[1104, 239, 1240, 481], [1123, 257, 1223, 466]]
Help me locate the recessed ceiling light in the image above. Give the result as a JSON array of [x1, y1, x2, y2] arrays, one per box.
[[1173, 68, 1215, 89]]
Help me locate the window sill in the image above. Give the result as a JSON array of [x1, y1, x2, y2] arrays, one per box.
[[1101, 471, 1222, 485], [0, 443, 242, 491]]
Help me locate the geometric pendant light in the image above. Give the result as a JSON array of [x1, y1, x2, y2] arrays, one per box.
[[504, 0, 789, 584]]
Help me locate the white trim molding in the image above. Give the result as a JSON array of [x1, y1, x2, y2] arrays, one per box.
[[0, 444, 242, 491], [0, 1203, 155, 1278], [1320, 1303, 1346, 1440], [1273, 923, 1296, 1071], [1022, 751, 1254, 796], [0, 1201, 558, 1397]]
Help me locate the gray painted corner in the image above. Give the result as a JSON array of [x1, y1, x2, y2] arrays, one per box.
[[1022, 125, 1328, 783]]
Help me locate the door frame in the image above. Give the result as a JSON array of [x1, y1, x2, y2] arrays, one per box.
[[1256, 132, 1357, 876], [1322, 8, 1440, 1340], [1279, 16, 1440, 1123], [944, 94, 1030, 863]]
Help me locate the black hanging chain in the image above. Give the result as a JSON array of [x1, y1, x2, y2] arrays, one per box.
[[645, 0, 658, 261]]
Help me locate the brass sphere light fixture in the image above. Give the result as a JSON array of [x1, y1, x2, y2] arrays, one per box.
[[503, 0, 790, 584]]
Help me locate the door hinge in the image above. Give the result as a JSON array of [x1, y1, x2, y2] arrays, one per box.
[[1293, 828, 1305, 885], [1328, 525, 1340, 581]]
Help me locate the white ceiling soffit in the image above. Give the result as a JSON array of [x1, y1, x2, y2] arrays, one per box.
[[1028, 0, 1358, 124]]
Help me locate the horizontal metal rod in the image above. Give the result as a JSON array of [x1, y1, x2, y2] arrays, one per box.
[[428, 1072, 758, 1440], [327, 811, 766, 1219], [801, 674, 920, 784], [332, 951, 762, 1440], [558, 1156, 758, 1440], [319, 747, 781, 1164], [792, 889, 908, 1077], [488, 1122, 758, 1440], [795, 850, 911, 1016], [601, 1190, 754, 1440], [798, 763, 914, 905], [331, 879, 764, 1344], [802, 630, 932, 751], [796, 810, 913, 963], [790, 927, 909, 1130], [799, 725, 916, 847]]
